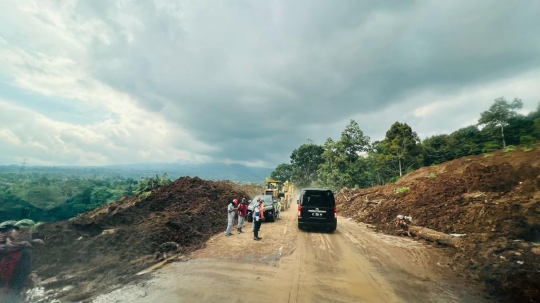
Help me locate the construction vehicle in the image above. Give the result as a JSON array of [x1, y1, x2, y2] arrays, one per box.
[[263, 178, 294, 210], [282, 180, 294, 210]]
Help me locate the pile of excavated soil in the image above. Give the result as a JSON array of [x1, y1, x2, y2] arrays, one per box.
[[30, 177, 251, 302], [216, 181, 265, 200], [336, 147, 540, 303]]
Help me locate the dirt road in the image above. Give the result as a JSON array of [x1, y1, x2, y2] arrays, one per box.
[[92, 209, 491, 303]]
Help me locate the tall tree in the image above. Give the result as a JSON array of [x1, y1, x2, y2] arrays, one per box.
[[340, 120, 370, 163], [317, 121, 373, 190], [381, 122, 421, 177], [478, 97, 523, 148], [317, 138, 347, 191], [290, 143, 324, 188], [270, 163, 293, 182], [370, 140, 392, 184]]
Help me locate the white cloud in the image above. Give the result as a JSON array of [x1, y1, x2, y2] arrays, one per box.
[[0, 0, 539, 167]]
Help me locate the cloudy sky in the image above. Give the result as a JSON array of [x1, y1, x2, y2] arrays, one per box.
[[1, 0, 539, 167]]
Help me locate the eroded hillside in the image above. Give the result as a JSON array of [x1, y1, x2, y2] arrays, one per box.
[[336, 147, 540, 302]]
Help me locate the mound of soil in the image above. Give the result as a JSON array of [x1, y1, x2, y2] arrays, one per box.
[[336, 147, 540, 303], [30, 177, 253, 302]]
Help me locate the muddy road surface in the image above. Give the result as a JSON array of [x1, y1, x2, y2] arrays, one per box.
[[92, 209, 491, 303]]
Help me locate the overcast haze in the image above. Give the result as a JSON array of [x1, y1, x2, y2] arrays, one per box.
[[1, 1, 539, 168]]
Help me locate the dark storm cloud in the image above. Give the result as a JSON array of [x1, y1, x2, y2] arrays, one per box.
[[11, 0, 538, 166]]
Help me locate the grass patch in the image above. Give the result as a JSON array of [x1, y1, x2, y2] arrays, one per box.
[[427, 172, 436, 179], [395, 186, 410, 194], [503, 145, 516, 154], [483, 153, 493, 158], [138, 191, 152, 199], [522, 146, 534, 152]]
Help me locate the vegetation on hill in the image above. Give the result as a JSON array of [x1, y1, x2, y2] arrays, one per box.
[[0, 173, 170, 222], [272, 97, 540, 190]]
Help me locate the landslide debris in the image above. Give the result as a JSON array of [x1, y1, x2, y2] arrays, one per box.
[[30, 177, 254, 302], [337, 147, 540, 303]]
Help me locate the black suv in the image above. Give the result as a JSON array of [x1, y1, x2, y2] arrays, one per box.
[[297, 188, 337, 232]]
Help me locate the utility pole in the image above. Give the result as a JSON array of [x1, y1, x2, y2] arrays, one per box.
[[19, 158, 27, 175]]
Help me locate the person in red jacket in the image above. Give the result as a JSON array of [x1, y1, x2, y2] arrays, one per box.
[[236, 198, 248, 234], [1, 225, 44, 302]]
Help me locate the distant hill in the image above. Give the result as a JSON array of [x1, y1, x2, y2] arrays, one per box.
[[0, 162, 272, 183]]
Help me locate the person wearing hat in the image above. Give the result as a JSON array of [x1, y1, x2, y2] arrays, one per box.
[[236, 198, 248, 234], [224, 198, 238, 236]]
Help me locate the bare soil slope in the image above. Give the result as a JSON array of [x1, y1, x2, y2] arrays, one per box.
[[336, 146, 540, 302], [30, 177, 260, 302]]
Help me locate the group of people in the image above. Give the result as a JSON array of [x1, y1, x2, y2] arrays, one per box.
[[224, 197, 266, 241]]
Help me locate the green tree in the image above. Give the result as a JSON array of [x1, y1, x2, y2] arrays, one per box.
[[422, 134, 457, 166], [449, 125, 485, 157], [478, 97, 523, 148], [533, 118, 540, 139], [520, 135, 535, 150], [381, 122, 421, 177], [270, 163, 293, 182], [317, 121, 373, 190], [317, 138, 346, 191], [528, 101, 540, 121], [369, 141, 390, 184], [290, 143, 324, 188], [503, 115, 534, 146], [90, 187, 113, 206], [340, 120, 370, 162]]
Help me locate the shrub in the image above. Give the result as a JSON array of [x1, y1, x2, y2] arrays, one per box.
[[503, 145, 516, 153], [482, 141, 500, 153], [520, 135, 535, 152], [395, 186, 410, 194]]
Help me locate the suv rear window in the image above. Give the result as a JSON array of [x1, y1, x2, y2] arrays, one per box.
[[300, 190, 335, 207]]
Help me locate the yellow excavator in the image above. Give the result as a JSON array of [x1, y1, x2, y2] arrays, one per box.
[[264, 178, 294, 210]]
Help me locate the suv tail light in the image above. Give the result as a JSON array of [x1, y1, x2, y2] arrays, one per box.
[[334, 205, 337, 219], [298, 204, 302, 218]]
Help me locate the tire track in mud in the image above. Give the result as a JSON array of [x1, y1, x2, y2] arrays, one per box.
[[90, 213, 489, 303], [337, 219, 488, 303], [290, 226, 400, 303]]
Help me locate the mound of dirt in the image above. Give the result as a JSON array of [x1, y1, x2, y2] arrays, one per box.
[[336, 147, 540, 303], [29, 177, 252, 302]]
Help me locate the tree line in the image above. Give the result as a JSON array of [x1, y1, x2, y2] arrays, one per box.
[[0, 172, 171, 222], [271, 97, 540, 191]]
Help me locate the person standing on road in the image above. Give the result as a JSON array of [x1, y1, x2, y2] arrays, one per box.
[[253, 198, 263, 241], [237, 198, 247, 234], [275, 200, 282, 219], [224, 199, 238, 236]]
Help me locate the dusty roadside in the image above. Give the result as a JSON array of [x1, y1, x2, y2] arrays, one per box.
[[90, 209, 492, 303]]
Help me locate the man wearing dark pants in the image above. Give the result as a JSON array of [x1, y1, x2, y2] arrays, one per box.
[[253, 198, 263, 240], [237, 198, 247, 234]]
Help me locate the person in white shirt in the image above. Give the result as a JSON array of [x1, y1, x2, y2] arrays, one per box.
[[224, 199, 237, 236]]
